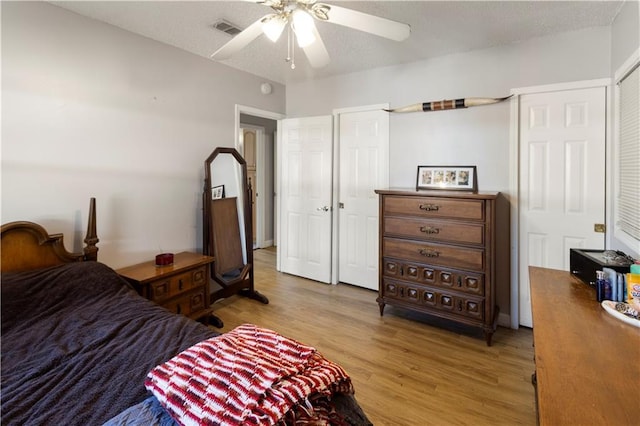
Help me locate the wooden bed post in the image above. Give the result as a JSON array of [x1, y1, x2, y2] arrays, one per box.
[[83, 197, 99, 261]]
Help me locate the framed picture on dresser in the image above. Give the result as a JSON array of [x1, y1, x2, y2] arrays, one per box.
[[416, 165, 477, 192]]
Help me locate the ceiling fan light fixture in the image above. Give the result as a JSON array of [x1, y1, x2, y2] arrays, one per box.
[[291, 9, 316, 47], [262, 15, 286, 42], [210, 0, 410, 71]]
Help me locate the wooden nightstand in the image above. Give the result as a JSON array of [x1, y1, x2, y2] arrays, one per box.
[[117, 252, 214, 321]]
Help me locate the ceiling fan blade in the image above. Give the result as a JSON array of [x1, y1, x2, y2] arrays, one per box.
[[211, 16, 267, 60], [320, 4, 410, 42], [302, 27, 330, 68]]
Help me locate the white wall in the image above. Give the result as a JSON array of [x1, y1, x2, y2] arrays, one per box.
[[285, 25, 612, 318], [1, 2, 285, 268], [611, 0, 639, 73], [286, 26, 611, 189]]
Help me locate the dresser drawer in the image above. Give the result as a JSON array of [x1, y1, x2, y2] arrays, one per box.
[[427, 290, 484, 321], [384, 196, 485, 221], [384, 216, 484, 245], [162, 289, 207, 317], [148, 266, 207, 302], [383, 237, 484, 272], [381, 278, 484, 321], [382, 258, 484, 296]]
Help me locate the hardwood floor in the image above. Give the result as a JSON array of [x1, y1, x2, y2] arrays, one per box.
[[211, 248, 537, 425]]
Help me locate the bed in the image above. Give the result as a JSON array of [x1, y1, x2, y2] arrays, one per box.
[[1, 199, 371, 425]]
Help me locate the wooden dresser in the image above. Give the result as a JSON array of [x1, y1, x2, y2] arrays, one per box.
[[529, 266, 639, 425], [117, 252, 214, 321], [375, 188, 499, 345]]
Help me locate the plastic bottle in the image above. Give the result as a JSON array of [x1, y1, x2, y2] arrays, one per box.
[[604, 277, 612, 301], [596, 270, 605, 302]]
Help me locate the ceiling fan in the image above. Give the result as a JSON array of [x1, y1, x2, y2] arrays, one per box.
[[211, 0, 411, 69]]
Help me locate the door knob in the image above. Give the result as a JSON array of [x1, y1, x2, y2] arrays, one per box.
[[317, 206, 330, 212]]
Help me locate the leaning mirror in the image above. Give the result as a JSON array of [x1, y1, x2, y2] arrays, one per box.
[[203, 147, 268, 327]]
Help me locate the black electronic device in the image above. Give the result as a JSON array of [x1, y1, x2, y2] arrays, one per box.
[[570, 249, 635, 286]]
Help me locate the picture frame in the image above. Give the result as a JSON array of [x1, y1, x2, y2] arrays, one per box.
[[416, 165, 477, 192], [212, 185, 225, 200]]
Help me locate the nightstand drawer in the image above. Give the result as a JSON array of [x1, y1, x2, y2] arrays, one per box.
[[162, 289, 207, 317], [148, 266, 207, 302]]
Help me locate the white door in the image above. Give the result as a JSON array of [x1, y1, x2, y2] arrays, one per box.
[[519, 86, 606, 327], [279, 116, 333, 283], [338, 108, 389, 290]]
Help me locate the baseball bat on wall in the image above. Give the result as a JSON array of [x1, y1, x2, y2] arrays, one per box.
[[384, 95, 513, 113]]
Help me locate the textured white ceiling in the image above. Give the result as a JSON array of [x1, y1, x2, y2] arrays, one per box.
[[50, 1, 623, 84]]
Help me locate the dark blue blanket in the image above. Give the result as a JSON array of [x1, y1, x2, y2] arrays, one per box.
[[1, 262, 217, 426], [1, 261, 371, 426]]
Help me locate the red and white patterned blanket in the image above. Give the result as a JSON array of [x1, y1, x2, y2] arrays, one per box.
[[145, 324, 354, 425]]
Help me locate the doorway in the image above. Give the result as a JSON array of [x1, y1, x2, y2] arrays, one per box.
[[235, 106, 284, 252], [240, 125, 263, 248]]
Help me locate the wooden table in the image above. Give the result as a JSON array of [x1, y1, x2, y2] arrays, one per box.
[[529, 266, 639, 426]]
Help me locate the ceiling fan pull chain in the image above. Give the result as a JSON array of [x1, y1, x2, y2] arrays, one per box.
[[288, 24, 296, 69], [285, 24, 291, 67]]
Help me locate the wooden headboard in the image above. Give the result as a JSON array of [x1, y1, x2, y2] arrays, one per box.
[[1, 198, 99, 273]]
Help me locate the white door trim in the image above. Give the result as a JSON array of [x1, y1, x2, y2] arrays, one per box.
[[508, 78, 611, 329], [234, 104, 285, 147], [512, 78, 610, 96], [331, 103, 389, 285]]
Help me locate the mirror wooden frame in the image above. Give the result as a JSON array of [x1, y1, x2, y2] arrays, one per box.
[[203, 147, 268, 327]]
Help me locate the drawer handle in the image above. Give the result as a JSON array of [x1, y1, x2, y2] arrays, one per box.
[[178, 279, 184, 290], [176, 304, 182, 314], [419, 204, 440, 212], [419, 226, 440, 234], [419, 249, 440, 258]]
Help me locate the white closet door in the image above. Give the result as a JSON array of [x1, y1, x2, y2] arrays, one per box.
[[338, 108, 389, 290], [519, 86, 606, 327], [279, 116, 333, 283]]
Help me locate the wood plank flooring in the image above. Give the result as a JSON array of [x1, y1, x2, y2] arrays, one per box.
[[211, 248, 536, 425]]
